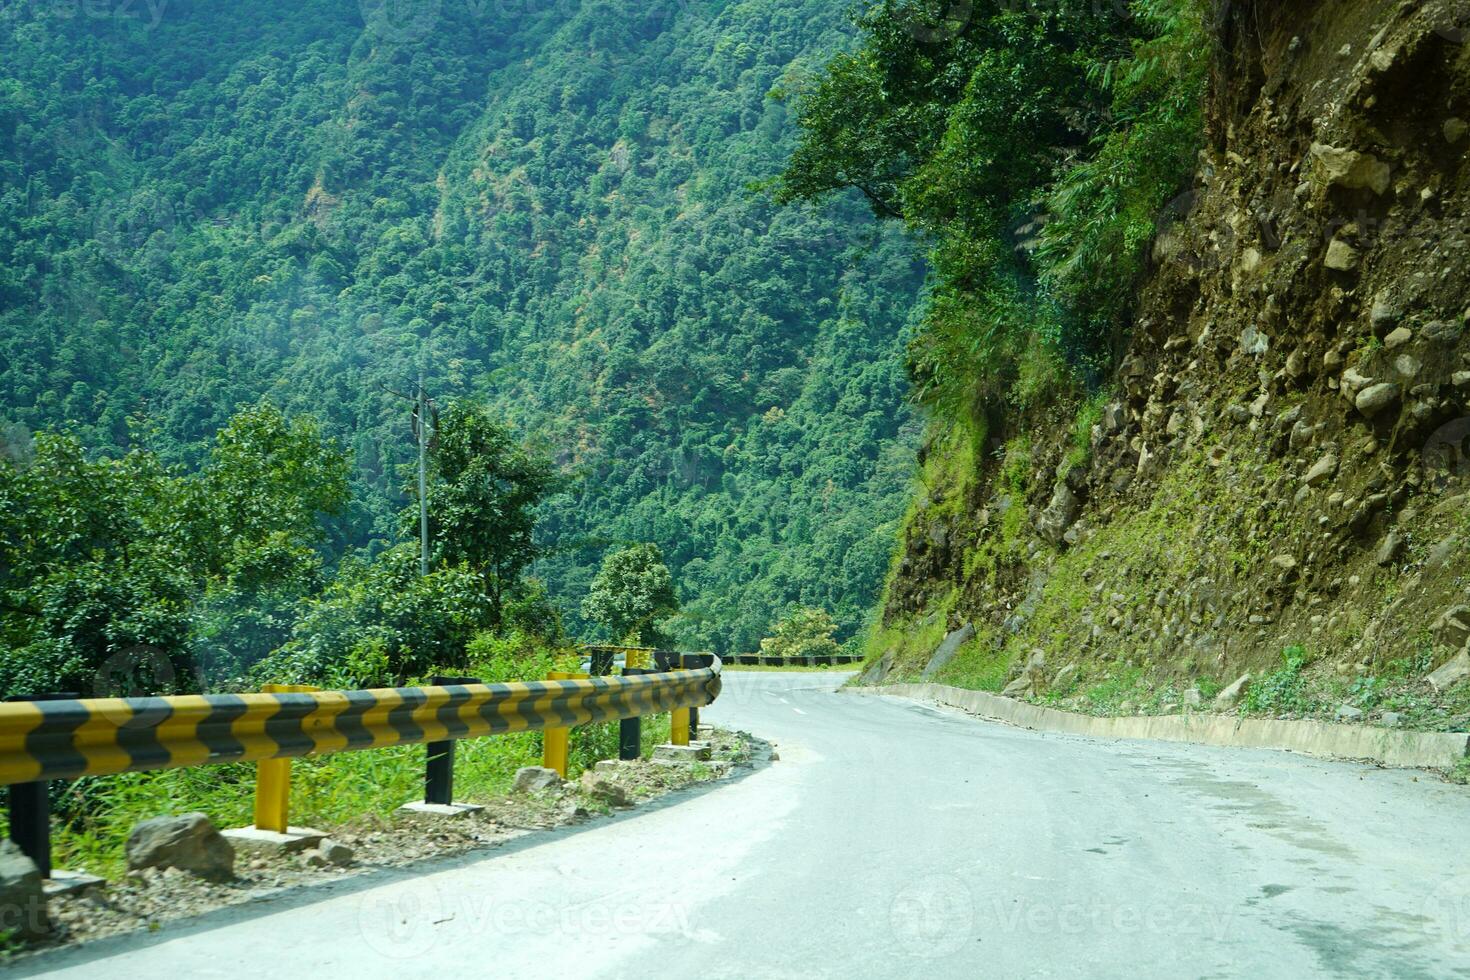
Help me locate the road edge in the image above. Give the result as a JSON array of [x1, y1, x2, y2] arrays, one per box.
[[847, 682, 1470, 769]]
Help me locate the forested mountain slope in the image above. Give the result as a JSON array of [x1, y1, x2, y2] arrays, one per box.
[[0, 0, 925, 652]]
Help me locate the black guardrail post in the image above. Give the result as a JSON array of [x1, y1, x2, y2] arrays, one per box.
[[4, 693, 79, 878], [589, 648, 616, 677], [681, 654, 714, 734], [619, 667, 653, 760], [425, 676, 480, 806], [8, 781, 50, 879]]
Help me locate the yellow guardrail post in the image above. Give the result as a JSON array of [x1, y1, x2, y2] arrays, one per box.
[[670, 664, 692, 746], [541, 671, 588, 777], [253, 684, 318, 832]]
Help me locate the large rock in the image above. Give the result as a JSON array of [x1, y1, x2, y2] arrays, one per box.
[[1340, 367, 1374, 402], [1303, 453, 1338, 487], [1035, 483, 1081, 546], [0, 840, 49, 941], [653, 743, 712, 764], [921, 623, 975, 679], [579, 772, 631, 807], [1325, 239, 1360, 271], [512, 766, 564, 793], [857, 647, 897, 685], [304, 839, 354, 868], [1433, 606, 1470, 650], [1214, 673, 1251, 709], [1370, 294, 1400, 334], [1376, 530, 1406, 566], [1427, 651, 1470, 692], [1311, 143, 1392, 195], [1002, 651, 1047, 698], [126, 813, 234, 881], [1355, 382, 1401, 418]]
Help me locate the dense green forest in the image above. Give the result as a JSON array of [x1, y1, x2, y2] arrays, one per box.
[[779, 0, 1207, 423], [0, 0, 927, 657]]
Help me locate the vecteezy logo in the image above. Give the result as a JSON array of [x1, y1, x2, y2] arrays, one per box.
[[896, 0, 973, 44], [359, 0, 440, 43], [1423, 416, 1470, 491], [94, 645, 175, 699], [93, 645, 177, 725], [358, 882, 446, 960], [1155, 188, 1237, 275], [1430, 2, 1469, 45], [1421, 875, 1470, 945], [889, 873, 974, 959]]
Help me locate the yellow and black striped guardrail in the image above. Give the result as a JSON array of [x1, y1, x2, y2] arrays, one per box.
[[0, 664, 721, 786]]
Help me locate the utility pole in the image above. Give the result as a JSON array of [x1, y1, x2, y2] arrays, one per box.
[[416, 368, 430, 578], [382, 364, 436, 579]]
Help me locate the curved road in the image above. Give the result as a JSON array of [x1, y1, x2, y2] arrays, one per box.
[[22, 671, 1470, 978]]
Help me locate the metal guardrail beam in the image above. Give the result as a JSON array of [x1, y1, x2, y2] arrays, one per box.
[[0, 664, 723, 787]]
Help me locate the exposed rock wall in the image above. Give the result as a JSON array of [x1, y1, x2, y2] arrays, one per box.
[[872, 0, 1470, 720]]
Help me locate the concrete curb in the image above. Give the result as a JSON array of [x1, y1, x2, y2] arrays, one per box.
[[849, 682, 1470, 770]]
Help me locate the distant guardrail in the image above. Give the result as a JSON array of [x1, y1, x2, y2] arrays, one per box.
[[729, 654, 862, 668], [577, 646, 862, 669]]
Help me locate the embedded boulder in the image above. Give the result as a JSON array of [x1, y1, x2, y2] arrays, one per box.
[[125, 812, 235, 881], [1427, 651, 1470, 693], [1310, 143, 1391, 195], [1214, 673, 1251, 709], [1035, 483, 1082, 546], [1433, 606, 1470, 650], [513, 766, 564, 793], [0, 840, 49, 941], [1355, 383, 1401, 418], [922, 623, 975, 679]]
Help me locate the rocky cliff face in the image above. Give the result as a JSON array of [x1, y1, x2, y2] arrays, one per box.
[[866, 0, 1470, 728]]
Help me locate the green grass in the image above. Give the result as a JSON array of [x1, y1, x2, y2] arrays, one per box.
[[1081, 667, 1146, 714], [931, 627, 1009, 691], [1241, 646, 1313, 715], [14, 710, 676, 880]]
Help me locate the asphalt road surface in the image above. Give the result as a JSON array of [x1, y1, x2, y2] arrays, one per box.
[[21, 671, 1470, 978]]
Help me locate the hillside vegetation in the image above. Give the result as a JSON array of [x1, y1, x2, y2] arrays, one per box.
[[0, 0, 924, 656], [793, 0, 1470, 732]]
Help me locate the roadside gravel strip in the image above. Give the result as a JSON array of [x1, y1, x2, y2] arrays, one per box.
[[11, 729, 759, 961], [850, 683, 1470, 770]]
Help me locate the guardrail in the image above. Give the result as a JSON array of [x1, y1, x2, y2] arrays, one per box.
[[576, 645, 861, 670], [729, 654, 862, 667], [0, 657, 721, 877]]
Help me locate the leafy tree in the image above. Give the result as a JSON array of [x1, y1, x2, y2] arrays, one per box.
[[581, 544, 679, 646], [760, 607, 842, 660], [256, 544, 493, 688], [778, 0, 1208, 416], [0, 404, 350, 696], [406, 400, 562, 624], [201, 403, 351, 566]]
